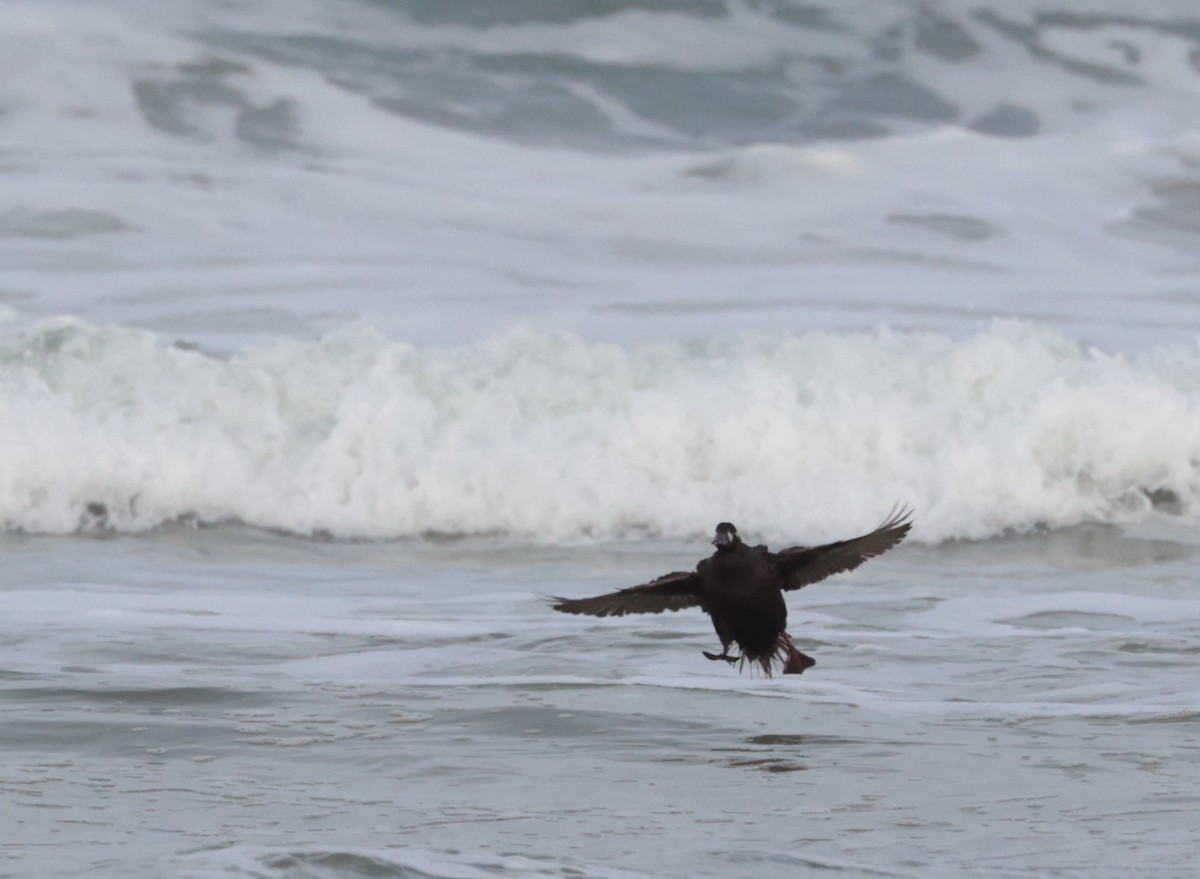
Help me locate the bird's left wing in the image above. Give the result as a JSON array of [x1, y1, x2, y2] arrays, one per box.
[[774, 505, 913, 591], [546, 571, 702, 618]]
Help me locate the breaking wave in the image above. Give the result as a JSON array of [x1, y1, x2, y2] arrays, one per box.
[[3, 317, 1199, 543]]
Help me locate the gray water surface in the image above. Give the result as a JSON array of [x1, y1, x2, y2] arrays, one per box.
[[3, 527, 1198, 878]]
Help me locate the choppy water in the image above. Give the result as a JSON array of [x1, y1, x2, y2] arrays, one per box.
[[4, 1, 1200, 876], [5, 527, 1200, 878]]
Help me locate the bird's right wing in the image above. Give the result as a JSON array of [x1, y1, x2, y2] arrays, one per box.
[[774, 505, 913, 591], [545, 571, 702, 618]]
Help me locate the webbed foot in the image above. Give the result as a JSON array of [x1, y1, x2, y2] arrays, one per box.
[[702, 650, 741, 664], [782, 646, 816, 674]]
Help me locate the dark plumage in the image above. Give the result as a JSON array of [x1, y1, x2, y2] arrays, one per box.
[[548, 506, 912, 676]]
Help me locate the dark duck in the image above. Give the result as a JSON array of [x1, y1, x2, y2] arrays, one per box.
[[549, 506, 912, 676]]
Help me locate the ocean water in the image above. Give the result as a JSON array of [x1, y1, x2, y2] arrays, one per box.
[[3, 1, 1200, 876]]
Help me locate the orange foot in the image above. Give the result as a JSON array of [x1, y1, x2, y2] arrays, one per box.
[[782, 645, 816, 675]]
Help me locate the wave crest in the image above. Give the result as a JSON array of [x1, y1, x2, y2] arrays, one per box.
[[1, 318, 1196, 542]]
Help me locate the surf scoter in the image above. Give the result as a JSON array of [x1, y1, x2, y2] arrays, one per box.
[[548, 506, 912, 676]]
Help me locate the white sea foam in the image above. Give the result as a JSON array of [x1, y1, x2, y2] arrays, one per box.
[[174, 845, 658, 879], [4, 0, 1200, 360], [3, 317, 1199, 542]]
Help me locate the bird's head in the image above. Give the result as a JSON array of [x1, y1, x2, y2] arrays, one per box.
[[712, 522, 740, 551]]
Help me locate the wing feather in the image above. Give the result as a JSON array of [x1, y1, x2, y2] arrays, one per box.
[[775, 504, 912, 591], [546, 571, 702, 618]]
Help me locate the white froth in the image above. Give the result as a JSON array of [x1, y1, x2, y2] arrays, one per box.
[[4, 0, 1200, 359], [2, 318, 1199, 542]]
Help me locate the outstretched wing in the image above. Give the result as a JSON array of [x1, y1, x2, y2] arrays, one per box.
[[546, 571, 702, 618], [774, 505, 913, 592]]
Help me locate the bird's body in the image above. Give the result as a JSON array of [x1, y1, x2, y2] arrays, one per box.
[[548, 507, 912, 676], [695, 540, 793, 669]]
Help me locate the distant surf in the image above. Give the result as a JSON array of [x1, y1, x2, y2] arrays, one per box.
[[2, 317, 1196, 542]]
